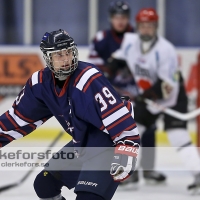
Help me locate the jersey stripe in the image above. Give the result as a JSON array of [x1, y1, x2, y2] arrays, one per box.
[[28, 78, 32, 87], [76, 68, 99, 91], [16, 128, 27, 136], [0, 129, 23, 139], [14, 109, 34, 123], [52, 74, 71, 97], [102, 106, 129, 127], [102, 103, 124, 119], [127, 101, 131, 111], [125, 123, 137, 132], [100, 125, 104, 131], [83, 73, 102, 92], [126, 136, 140, 141], [128, 101, 134, 118], [103, 128, 109, 134], [31, 71, 39, 86], [99, 125, 109, 134], [0, 133, 14, 141], [0, 122, 7, 131], [9, 108, 29, 127], [42, 117, 48, 123], [39, 69, 44, 83], [74, 66, 92, 86], [95, 31, 104, 41], [113, 125, 138, 142], [107, 113, 131, 131], [29, 124, 36, 130], [9, 108, 44, 129], [6, 112, 18, 129], [59, 77, 70, 97], [34, 120, 43, 128]]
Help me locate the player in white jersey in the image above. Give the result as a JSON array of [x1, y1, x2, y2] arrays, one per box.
[[109, 8, 200, 193]]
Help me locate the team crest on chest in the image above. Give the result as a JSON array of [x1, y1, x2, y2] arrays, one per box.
[[135, 64, 151, 78]]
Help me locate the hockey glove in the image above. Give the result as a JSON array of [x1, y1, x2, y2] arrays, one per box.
[[110, 140, 139, 182]]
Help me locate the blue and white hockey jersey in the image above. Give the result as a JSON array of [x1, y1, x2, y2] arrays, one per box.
[[88, 27, 138, 98], [88, 26, 134, 70], [0, 61, 139, 150]]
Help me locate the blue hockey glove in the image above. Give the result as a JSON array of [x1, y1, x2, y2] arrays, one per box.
[[110, 140, 139, 182]]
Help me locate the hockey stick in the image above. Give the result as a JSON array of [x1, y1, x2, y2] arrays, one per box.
[[0, 130, 65, 193], [144, 98, 200, 121]]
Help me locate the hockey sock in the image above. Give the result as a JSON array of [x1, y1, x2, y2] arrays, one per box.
[[34, 170, 64, 199], [167, 128, 200, 176], [134, 123, 145, 169], [140, 125, 156, 171], [76, 192, 105, 200]]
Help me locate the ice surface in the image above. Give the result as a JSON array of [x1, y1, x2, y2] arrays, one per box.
[[0, 141, 199, 200]]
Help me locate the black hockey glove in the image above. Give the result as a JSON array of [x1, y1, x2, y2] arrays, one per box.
[[110, 140, 139, 182], [135, 78, 174, 102], [120, 96, 130, 101]]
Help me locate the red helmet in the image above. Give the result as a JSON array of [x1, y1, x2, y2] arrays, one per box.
[[136, 8, 158, 23]]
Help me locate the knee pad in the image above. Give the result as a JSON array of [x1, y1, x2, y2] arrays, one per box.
[[34, 170, 64, 199], [76, 192, 104, 200]]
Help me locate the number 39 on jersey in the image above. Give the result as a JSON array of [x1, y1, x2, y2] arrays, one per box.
[[95, 87, 117, 112]]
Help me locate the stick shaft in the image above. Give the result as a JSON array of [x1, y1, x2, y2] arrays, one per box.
[[144, 98, 200, 121]]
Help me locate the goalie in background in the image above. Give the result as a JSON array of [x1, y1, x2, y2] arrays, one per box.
[[109, 8, 200, 193], [88, 1, 165, 186]]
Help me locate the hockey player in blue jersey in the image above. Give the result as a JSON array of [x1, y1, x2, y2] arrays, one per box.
[[89, 1, 165, 185], [0, 29, 140, 200], [88, 1, 134, 71], [88, 1, 137, 99]]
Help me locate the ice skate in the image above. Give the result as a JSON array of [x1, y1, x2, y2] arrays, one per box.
[[143, 170, 166, 184], [188, 173, 200, 195]]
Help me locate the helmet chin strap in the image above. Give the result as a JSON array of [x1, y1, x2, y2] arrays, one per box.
[[57, 75, 68, 81], [53, 68, 69, 81]]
